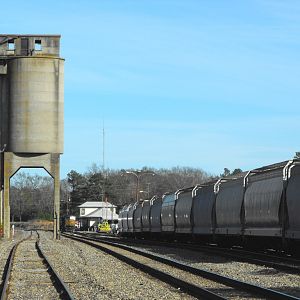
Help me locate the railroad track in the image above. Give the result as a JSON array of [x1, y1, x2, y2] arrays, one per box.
[[195, 244, 300, 274], [75, 232, 300, 275], [63, 232, 299, 300], [0, 231, 74, 300]]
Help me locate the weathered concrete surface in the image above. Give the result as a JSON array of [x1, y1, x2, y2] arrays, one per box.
[[0, 35, 64, 239], [3, 153, 61, 239], [7, 57, 64, 153]]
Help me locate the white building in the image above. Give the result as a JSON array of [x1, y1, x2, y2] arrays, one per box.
[[78, 201, 118, 229]]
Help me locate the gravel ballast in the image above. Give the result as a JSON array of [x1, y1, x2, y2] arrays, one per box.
[[0, 230, 30, 288], [8, 232, 60, 300], [135, 242, 300, 298], [19, 231, 300, 299], [39, 231, 197, 300]]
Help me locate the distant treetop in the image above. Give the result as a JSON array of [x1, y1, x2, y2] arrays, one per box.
[[220, 168, 243, 177]]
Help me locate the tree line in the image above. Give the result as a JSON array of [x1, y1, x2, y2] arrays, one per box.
[[65, 165, 215, 215], [9, 151, 300, 221], [9, 164, 249, 221], [10, 172, 54, 222], [17, 154, 300, 221]]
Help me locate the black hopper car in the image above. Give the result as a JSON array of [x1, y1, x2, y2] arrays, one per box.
[[118, 160, 300, 253]]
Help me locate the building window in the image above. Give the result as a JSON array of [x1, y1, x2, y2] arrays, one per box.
[[81, 208, 85, 215], [35, 40, 42, 51], [7, 41, 15, 51]]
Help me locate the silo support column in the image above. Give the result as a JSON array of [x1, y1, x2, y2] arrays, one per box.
[[0, 153, 61, 240], [0, 157, 3, 236], [51, 155, 60, 240], [0, 189, 3, 234], [3, 173, 10, 239], [3, 152, 12, 239]]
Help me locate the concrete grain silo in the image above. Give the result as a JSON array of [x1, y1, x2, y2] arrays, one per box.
[[0, 35, 64, 238]]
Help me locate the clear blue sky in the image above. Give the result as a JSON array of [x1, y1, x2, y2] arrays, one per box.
[[2, 1, 300, 178]]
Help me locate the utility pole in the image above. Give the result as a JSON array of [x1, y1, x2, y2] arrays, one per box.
[[122, 170, 155, 202], [101, 122, 109, 223], [102, 121, 105, 172], [146, 182, 151, 199], [101, 123, 105, 203]]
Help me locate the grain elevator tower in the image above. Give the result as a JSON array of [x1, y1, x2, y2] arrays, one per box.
[[0, 34, 64, 239]]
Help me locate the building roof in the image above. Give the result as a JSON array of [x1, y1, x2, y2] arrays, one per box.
[[78, 201, 117, 208], [82, 208, 119, 220]]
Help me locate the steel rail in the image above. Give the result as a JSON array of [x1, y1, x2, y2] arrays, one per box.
[[62, 233, 226, 300], [228, 246, 300, 264], [0, 232, 74, 300], [193, 245, 300, 274], [64, 233, 300, 300], [0, 233, 33, 300], [36, 232, 75, 300], [76, 232, 300, 275], [0, 242, 20, 300]]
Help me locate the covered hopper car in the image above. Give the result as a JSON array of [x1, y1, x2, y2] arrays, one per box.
[[118, 160, 300, 252]]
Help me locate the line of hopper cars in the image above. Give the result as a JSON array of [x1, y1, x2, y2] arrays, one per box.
[[118, 160, 300, 251]]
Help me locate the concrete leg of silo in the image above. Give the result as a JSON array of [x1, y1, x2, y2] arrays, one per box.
[[3, 152, 12, 239], [3, 178, 10, 239], [52, 154, 60, 240], [0, 154, 3, 233], [0, 189, 3, 235], [0, 152, 61, 239]]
